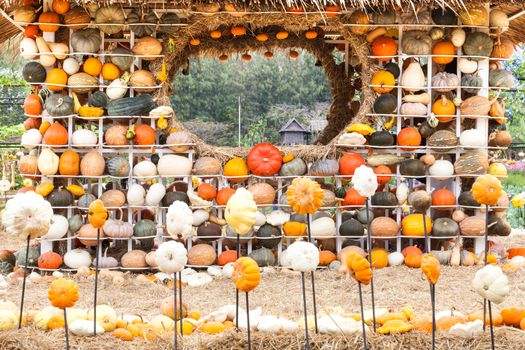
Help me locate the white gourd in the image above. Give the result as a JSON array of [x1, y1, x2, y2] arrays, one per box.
[[254, 211, 266, 227], [401, 62, 426, 92], [64, 249, 92, 269], [21, 129, 42, 149], [72, 129, 98, 147], [429, 160, 454, 180], [132, 160, 157, 181], [490, 10, 509, 32], [157, 155, 192, 176], [222, 262, 234, 278], [126, 183, 146, 206], [155, 241, 188, 274], [451, 28, 466, 47], [459, 129, 487, 147], [449, 320, 483, 337], [458, 58, 478, 74], [106, 74, 130, 100], [48, 42, 69, 59], [388, 252, 404, 266], [63, 58, 80, 75], [192, 209, 210, 226], [285, 241, 319, 272], [69, 319, 105, 336], [265, 210, 290, 226], [145, 182, 166, 205], [338, 132, 367, 146], [396, 182, 409, 204], [38, 148, 59, 176], [318, 314, 363, 335], [20, 37, 38, 59], [400, 102, 428, 116], [186, 272, 213, 287], [310, 217, 336, 238], [1, 191, 53, 239], [43, 214, 69, 240], [166, 201, 194, 239]]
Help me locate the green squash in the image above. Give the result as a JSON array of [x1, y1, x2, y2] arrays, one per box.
[[356, 208, 374, 224], [489, 70, 516, 89], [372, 10, 396, 25], [107, 94, 156, 117], [384, 62, 400, 79], [127, 10, 157, 37], [133, 219, 156, 250], [334, 187, 347, 198], [89, 91, 109, 108], [371, 191, 397, 207], [256, 224, 281, 249], [110, 47, 133, 72], [373, 94, 397, 114], [45, 93, 74, 117], [458, 191, 480, 208], [431, 8, 457, 25], [23, 61, 46, 84], [461, 74, 483, 93], [339, 218, 364, 236], [290, 213, 306, 223], [197, 222, 222, 242], [399, 159, 426, 177], [158, 12, 183, 34], [16, 245, 40, 267], [249, 247, 276, 266], [432, 218, 459, 237], [106, 157, 130, 177], [68, 214, 84, 233], [368, 131, 394, 146], [162, 191, 189, 207], [48, 188, 74, 207], [279, 158, 307, 176], [78, 193, 96, 208], [463, 32, 493, 61]]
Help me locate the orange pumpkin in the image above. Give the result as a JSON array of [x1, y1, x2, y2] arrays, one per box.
[[210, 30, 222, 39], [218, 249, 240, 266], [305, 30, 318, 39], [410, 315, 432, 333], [421, 254, 440, 284], [325, 5, 341, 17], [283, 221, 307, 237], [520, 317, 525, 331], [197, 183, 217, 200], [319, 250, 336, 265], [48, 278, 79, 309], [402, 245, 422, 257], [374, 165, 392, 185], [468, 311, 503, 326], [45, 68, 68, 91], [397, 127, 422, 150], [114, 328, 134, 341], [38, 251, 63, 269], [501, 308, 525, 327], [432, 41, 456, 65], [345, 251, 372, 285], [343, 188, 366, 207], [276, 31, 289, 40], [339, 153, 365, 176], [47, 315, 65, 329], [256, 34, 269, 42], [83, 57, 102, 77], [43, 122, 68, 146], [59, 150, 80, 175], [436, 314, 467, 331], [508, 248, 525, 259], [247, 143, 282, 176], [401, 214, 432, 237], [24, 117, 41, 130], [133, 124, 156, 147], [102, 63, 120, 81], [432, 188, 456, 210], [24, 94, 42, 116], [88, 199, 108, 229], [39, 121, 51, 135], [24, 25, 39, 39], [287, 177, 324, 214], [38, 12, 60, 32], [224, 157, 249, 182], [233, 257, 260, 292], [404, 253, 422, 268], [471, 174, 502, 206], [371, 36, 397, 62], [432, 95, 456, 122], [52, 0, 70, 14], [369, 249, 388, 268], [216, 188, 236, 205]]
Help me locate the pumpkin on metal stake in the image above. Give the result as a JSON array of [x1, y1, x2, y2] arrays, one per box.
[[421, 254, 440, 350]]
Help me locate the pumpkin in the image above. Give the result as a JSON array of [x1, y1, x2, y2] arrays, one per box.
[[468, 311, 503, 327], [371, 70, 395, 94], [127, 10, 157, 38], [459, 5, 488, 25], [286, 177, 323, 214], [432, 7, 456, 25], [429, 160, 454, 180], [472, 174, 502, 206], [370, 217, 398, 237], [461, 73, 483, 94], [57, 150, 79, 176], [78, 223, 103, 246], [404, 252, 422, 268], [48, 278, 79, 310], [371, 36, 397, 62], [38, 251, 63, 270], [80, 152, 105, 176], [38, 148, 60, 175], [371, 191, 397, 207], [24, 94, 42, 116], [397, 127, 421, 150], [21, 129, 42, 149], [501, 308, 525, 327], [432, 218, 459, 237], [193, 157, 221, 176], [121, 250, 147, 268], [374, 166, 392, 185], [401, 31, 432, 55], [283, 221, 307, 237], [310, 159, 339, 176], [368, 131, 394, 146], [45, 68, 68, 92], [455, 152, 489, 175], [23, 61, 46, 84], [42, 122, 67, 146], [400, 102, 427, 116], [106, 157, 130, 177], [232, 257, 260, 293], [68, 73, 99, 94], [400, 62, 426, 92], [197, 222, 222, 242], [103, 217, 133, 239], [279, 158, 307, 176], [459, 216, 485, 236], [38, 12, 60, 32], [248, 182, 275, 205], [402, 214, 432, 236], [83, 57, 102, 77], [247, 143, 282, 176], [197, 183, 217, 201], [458, 191, 481, 208], [166, 131, 192, 152], [100, 189, 126, 207], [110, 47, 133, 72], [132, 36, 162, 60], [339, 153, 365, 176], [132, 219, 156, 250], [13, 6, 37, 23], [399, 159, 425, 177], [218, 249, 240, 266], [343, 188, 365, 207], [187, 244, 216, 266], [19, 153, 39, 178], [319, 251, 336, 266], [463, 32, 493, 60], [345, 252, 372, 285], [490, 69, 516, 89], [489, 130, 512, 147], [491, 37, 514, 60], [94, 5, 125, 35], [432, 41, 456, 65], [368, 249, 388, 269], [133, 124, 156, 147], [373, 94, 397, 114], [105, 125, 128, 146], [72, 129, 97, 147], [71, 28, 102, 54], [63, 7, 90, 29], [432, 72, 459, 92], [432, 188, 456, 210], [45, 93, 74, 117], [130, 70, 156, 93]]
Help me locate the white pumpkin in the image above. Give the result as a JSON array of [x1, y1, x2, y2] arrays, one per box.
[[396, 182, 409, 204], [166, 201, 194, 239], [106, 74, 129, 100], [207, 265, 221, 277], [490, 9, 509, 32], [338, 132, 367, 146], [66, 308, 89, 323], [133, 160, 157, 181], [449, 319, 483, 337], [63, 58, 81, 75], [43, 214, 69, 240], [72, 129, 98, 147], [429, 160, 454, 180], [400, 102, 428, 116], [145, 182, 166, 206], [388, 252, 404, 266], [192, 209, 210, 226], [254, 211, 266, 227], [64, 249, 92, 269], [451, 28, 466, 47], [352, 165, 378, 198], [471, 264, 509, 304], [157, 155, 192, 176], [318, 314, 363, 335], [1, 191, 53, 239], [285, 241, 319, 272], [155, 240, 187, 274], [265, 210, 290, 226], [34, 306, 61, 330], [458, 58, 478, 74], [127, 183, 146, 206], [310, 217, 336, 239], [38, 148, 59, 175], [20, 37, 38, 60], [0, 311, 16, 331], [401, 62, 426, 92], [21, 129, 42, 149], [150, 315, 175, 332], [186, 272, 213, 287], [222, 262, 234, 278], [69, 319, 105, 336], [459, 129, 487, 148]]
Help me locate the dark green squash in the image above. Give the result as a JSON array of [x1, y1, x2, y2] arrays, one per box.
[[290, 213, 306, 223], [418, 121, 437, 139], [334, 187, 347, 199], [133, 219, 156, 251], [371, 191, 397, 207], [107, 94, 156, 117], [279, 158, 307, 176], [23, 61, 46, 84], [68, 214, 84, 233], [373, 94, 397, 114], [399, 159, 426, 177], [158, 12, 183, 34], [339, 218, 364, 236], [48, 187, 74, 207], [408, 190, 432, 212], [384, 62, 400, 79], [106, 157, 130, 177], [256, 223, 281, 249], [162, 191, 189, 207], [488, 216, 511, 236], [372, 10, 396, 25], [309, 159, 339, 176], [249, 247, 276, 266], [89, 91, 109, 108], [197, 222, 222, 242], [356, 208, 374, 224], [45, 93, 74, 117], [463, 32, 493, 61], [458, 191, 480, 208], [427, 129, 458, 152], [461, 74, 483, 94], [16, 245, 40, 267], [368, 131, 394, 146], [489, 70, 516, 89], [110, 47, 133, 72], [127, 10, 157, 37], [431, 8, 457, 25], [78, 193, 96, 208], [341, 211, 354, 223], [432, 218, 459, 237]]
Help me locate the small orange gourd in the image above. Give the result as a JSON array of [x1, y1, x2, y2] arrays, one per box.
[[421, 254, 440, 284], [88, 199, 108, 229], [471, 174, 502, 206], [345, 251, 372, 285], [232, 257, 260, 293], [114, 328, 134, 341], [432, 95, 456, 122], [48, 278, 79, 309], [287, 177, 324, 214], [432, 41, 456, 65], [83, 57, 103, 77], [197, 183, 217, 200], [283, 221, 307, 237]]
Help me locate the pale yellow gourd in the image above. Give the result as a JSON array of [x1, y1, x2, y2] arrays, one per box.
[[401, 62, 426, 92], [402, 93, 430, 105], [38, 148, 60, 175], [48, 42, 69, 60], [225, 188, 257, 235], [35, 37, 56, 67]]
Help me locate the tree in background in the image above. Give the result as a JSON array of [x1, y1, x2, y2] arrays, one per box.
[[505, 52, 525, 142], [0, 53, 27, 142]]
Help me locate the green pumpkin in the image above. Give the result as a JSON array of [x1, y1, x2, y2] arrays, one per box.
[[48, 188, 74, 207], [384, 62, 400, 79], [356, 208, 374, 224], [432, 218, 459, 237], [371, 191, 397, 207], [418, 121, 437, 139], [158, 12, 183, 34], [107, 94, 156, 117], [45, 93, 74, 117], [399, 159, 426, 177], [68, 214, 84, 233], [78, 193, 96, 208], [431, 8, 457, 25], [16, 245, 40, 267], [249, 247, 276, 266], [458, 191, 480, 208], [339, 218, 364, 236], [373, 94, 397, 114], [368, 131, 394, 146], [334, 187, 347, 198], [489, 70, 516, 89], [279, 158, 307, 176], [106, 157, 130, 177], [110, 47, 133, 72], [463, 32, 493, 61], [290, 213, 306, 223], [23, 61, 46, 84], [461, 74, 483, 93], [127, 10, 157, 37], [162, 191, 189, 207], [372, 10, 396, 25], [256, 224, 281, 249], [196, 222, 222, 242], [89, 91, 109, 108], [133, 219, 156, 250]]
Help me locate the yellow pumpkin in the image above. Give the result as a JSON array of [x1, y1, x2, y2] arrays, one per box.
[[225, 188, 257, 236], [287, 177, 324, 214], [369, 249, 388, 268], [88, 305, 117, 332], [79, 106, 104, 118], [421, 254, 440, 285], [223, 157, 249, 182], [176, 319, 197, 335], [377, 312, 407, 325], [488, 163, 508, 177], [283, 221, 307, 237], [401, 214, 432, 236], [66, 184, 85, 196], [88, 199, 108, 229], [199, 321, 225, 334], [377, 319, 414, 334], [35, 181, 54, 196], [471, 174, 502, 206], [371, 70, 395, 94]]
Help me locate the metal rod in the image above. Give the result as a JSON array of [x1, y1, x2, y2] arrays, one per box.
[[488, 300, 495, 350], [93, 228, 100, 336], [64, 308, 70, 350], [364, 200, 376, 331], [306, 214, 318, 334], [301, 272, 310, 350], [18, 235, 30, 329], [483, 204, 489, 331], [178, 271, 183, 337], [358, 282, 368, 350], [245, 292, 251, 350], [430, 283, 436, 350], [422, 212, 429, 253], [174, 274, 178, 350], [236, 234, 240, 329]]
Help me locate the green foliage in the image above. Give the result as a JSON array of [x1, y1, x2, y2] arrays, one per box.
[[503, 182, 525, 229], [0, 54, 28, 127], [172, 50, 331, 146], [502, 170, 525, 187], [504, 50, 525, 142], [0, 124, 24, 143]]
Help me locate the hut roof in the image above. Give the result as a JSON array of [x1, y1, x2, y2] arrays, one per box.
[[279, 118, 311, 134], [1, 0, 525, 45]]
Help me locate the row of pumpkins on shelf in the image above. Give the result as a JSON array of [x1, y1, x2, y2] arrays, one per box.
[[338, 124, 512, 149]]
